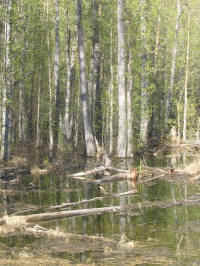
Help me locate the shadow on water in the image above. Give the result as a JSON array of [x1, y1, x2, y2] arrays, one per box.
[[1, 152, 200, 265]]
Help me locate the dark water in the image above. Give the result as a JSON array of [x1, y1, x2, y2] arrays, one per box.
[[1, 154, 200, 265]]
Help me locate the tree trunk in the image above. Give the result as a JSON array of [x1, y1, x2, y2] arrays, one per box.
[[140, 0, 149, 145], [36, 76, 41, 148], [127, 50, 133, 157], [63, 25, 75, 141], [92, 0, 102, 144], [52, 0, 60, 157], [46, 0, 54, 156], [1, 0, 12, 161], [183, 11, 190, 142], [117, 0, 127, 157], [109, 24, 114, 155], [165, 0, 181, 131], [77, 0, 96, 156]]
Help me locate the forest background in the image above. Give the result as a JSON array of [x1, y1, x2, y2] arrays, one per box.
[[0, 0, 199, 162]]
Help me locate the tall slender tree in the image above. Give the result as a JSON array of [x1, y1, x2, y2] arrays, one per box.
[[165, 0, 181, 132], [77, 0, 96, 156], [183, 9, 190, 142], [140, 0, 149, 145], [1, 0, 12, 161], [63, 10, 75, 141], [117, 0, 127, 157], [52, 0, 60, 157], [92, 0, 102, 144]]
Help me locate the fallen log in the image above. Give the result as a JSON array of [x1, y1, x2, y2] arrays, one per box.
[[12, 189, 138, 215], [96, 173, 127, 183], [2, 196, 200, 226], [68, 166, 128, 178], [0, 206, 121, 225], [69, 172, 129, 184], [68, 166, 106, 177]]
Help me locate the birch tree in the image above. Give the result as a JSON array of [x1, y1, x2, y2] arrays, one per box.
[[127, 47, 133, 157], [1, 0, 12, 161], [77, 0, 96, 156], [63, 11, 75, 141], [52, 0, 60, 157], [165, 0, 181, 132], [92, 0, 102, 144], [140, 0, 149, 145], [183, 10, 190, 141], [117, 0, 127, 157]]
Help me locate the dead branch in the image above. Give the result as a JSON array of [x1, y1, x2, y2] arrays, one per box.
[[68, 166, 128, 178], [97, 173, 127, 183], [106, 167, 128, 173], [139, 174, 165, 184], [68, 166, 106, 177]]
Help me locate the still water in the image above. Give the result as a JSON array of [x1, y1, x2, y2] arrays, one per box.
[[1, 154, 200, 265]]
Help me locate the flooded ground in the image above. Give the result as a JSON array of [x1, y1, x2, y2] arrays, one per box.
[[1, 153, 200, 265]]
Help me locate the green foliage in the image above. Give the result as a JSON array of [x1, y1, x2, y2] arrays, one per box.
[[0, 0, 199, 158]]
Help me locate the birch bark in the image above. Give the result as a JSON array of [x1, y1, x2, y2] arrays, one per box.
[[1, 0, 12, 161], [165, 0, 181, 130], [77, 0, 96, 156], [183, 12, 190, 142], [117, 0, 127, 157], [52, 0, 60, 157], [63, 26, 75, 141], [140, 0, 149, 145], [127, 50, 133, 157]]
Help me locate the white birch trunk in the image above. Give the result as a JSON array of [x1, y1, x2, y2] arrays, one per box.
[[46, 0, 54, 155], [117, 0, 127, 157], [109, 25, 114, 154], [93, 0, 101, 143], [36, 79, 41, 148], [140, 0, 149, 145], [1, 0, 12, 161], [127, 51, 133, 157], [183, 12, 190, 142], [64, 28, 75, 140], [53, 0, 60, 156], [77, 0, 96, 156], [109, 69, 114, 154], [165, 0, 181, 129]]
